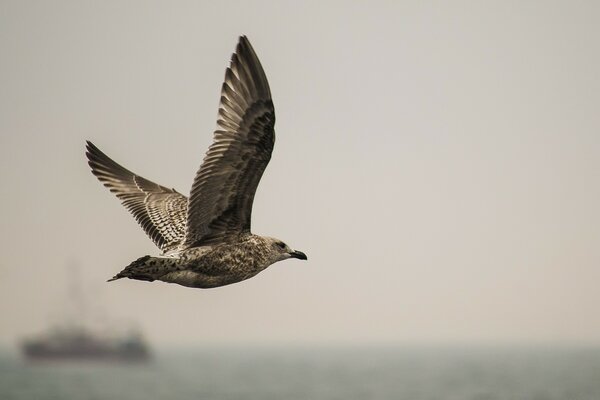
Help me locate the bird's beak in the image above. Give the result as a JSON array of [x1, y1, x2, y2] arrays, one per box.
[[289, 250, 307, 260]]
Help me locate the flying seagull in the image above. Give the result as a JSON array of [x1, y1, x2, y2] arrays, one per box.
[[86, 36, 307, 289]]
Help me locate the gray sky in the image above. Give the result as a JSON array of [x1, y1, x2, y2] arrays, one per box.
[[1, 0, 599, 347]]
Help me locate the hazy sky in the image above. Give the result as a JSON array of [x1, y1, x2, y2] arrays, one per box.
[[1, 1, 599, 347]]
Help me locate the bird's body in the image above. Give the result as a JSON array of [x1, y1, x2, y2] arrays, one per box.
[[86, 36, 306, 289], [111, 235, 300, 289]]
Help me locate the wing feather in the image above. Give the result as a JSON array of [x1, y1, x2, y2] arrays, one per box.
[[86, 141, 188, 252], [184, 36, 275, 247]]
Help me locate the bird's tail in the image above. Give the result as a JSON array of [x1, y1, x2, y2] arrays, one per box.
[[108, 255, 161, 283]]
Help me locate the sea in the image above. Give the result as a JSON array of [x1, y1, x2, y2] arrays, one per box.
[[1, 345, 600, 400]]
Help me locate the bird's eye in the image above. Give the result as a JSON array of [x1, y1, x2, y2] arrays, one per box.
[[276, 241, 286, 249]]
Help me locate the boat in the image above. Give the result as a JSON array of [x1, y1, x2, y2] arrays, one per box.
[[21, 264, 151, 362], [21, 326, 150, 362]]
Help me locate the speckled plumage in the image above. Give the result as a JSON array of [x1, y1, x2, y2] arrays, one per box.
[[86, 36, 307, 289]]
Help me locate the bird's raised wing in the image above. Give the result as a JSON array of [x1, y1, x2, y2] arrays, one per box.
[[184, 36, 275, 247], [86, 141, 188, 252]]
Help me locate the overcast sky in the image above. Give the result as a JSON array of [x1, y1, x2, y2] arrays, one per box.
[[1, 1, 599, 347]]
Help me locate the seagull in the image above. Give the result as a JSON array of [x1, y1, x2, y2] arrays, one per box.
[[86, 36, 307, 289]]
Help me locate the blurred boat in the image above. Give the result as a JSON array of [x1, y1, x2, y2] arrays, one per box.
[[21, 327, 150, 362], [20, 264, 151, 362]]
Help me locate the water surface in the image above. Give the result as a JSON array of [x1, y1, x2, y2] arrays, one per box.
[[1, 346, 599, 400]]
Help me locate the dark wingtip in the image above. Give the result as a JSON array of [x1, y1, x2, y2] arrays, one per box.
[[85, 140, 96, 153], [85, 140, 99, 163], [236, 35, 250, 54], [85, 141, 100, 173]]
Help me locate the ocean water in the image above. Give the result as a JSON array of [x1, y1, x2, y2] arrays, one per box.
[[1, 346, 600, 400]]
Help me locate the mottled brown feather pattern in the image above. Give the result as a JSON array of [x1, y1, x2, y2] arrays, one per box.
[[184, 36, 275, 247], [87, 37, 307, 289], [86, 141, 188, 252]]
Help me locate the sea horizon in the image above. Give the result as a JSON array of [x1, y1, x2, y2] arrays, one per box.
[[3, 343, 600, 400]]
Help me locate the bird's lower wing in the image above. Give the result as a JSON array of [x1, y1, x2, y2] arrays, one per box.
[[86, 141, 188, 252]]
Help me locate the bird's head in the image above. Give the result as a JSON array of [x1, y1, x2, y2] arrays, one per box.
[[262, 236, 307, 263]]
